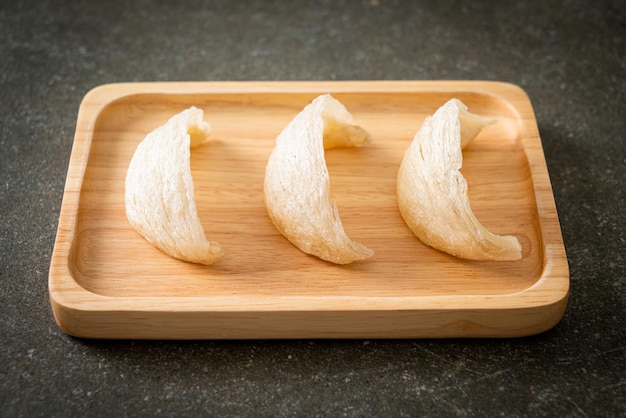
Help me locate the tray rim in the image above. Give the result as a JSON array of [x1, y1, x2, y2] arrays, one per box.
[[48, 80, 569, 339]]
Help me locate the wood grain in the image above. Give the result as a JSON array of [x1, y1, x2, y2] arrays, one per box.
[[48, 81, 569, 339]]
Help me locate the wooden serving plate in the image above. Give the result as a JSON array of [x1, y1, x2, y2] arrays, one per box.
[[49, 81, 569, 339]]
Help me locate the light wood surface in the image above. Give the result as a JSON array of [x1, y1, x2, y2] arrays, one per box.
[[48, 81, 569, 339]]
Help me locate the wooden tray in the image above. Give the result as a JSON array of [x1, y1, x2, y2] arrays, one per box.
[[48, 81, 569, 339]]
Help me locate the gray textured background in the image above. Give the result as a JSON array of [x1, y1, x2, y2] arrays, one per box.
[[1, 0, 624, 416]]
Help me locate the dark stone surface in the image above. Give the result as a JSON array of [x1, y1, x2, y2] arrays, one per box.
[[1, 0, 624, 416]]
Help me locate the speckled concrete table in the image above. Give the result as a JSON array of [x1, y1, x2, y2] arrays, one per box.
[[2, 1, 624, 416]]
